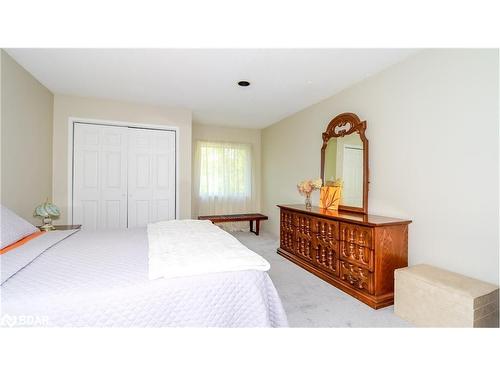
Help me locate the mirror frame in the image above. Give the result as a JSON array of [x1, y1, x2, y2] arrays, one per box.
[[320, 112, 369, 214]]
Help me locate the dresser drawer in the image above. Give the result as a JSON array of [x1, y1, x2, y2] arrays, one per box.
[[279, 210, 295, 252], [280, 209, 295, 230], [340, 261, 374, 294], [295, 232, 314, 261], [314, 217, 339, 241], [294, 213, 314, 236], [340, 241, 374, 271], [280, 226, 294, 252], [340, 223, 373, 248], [313, 238, 340, 276]]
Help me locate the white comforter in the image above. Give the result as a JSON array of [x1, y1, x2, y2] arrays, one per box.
[[0, 227, 287, 327], [148, 220, 270, 280]]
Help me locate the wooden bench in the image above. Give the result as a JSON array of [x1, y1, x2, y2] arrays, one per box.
[[197, 213, 268, 235]]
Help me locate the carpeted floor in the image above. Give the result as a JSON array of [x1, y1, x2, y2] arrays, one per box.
[[233, 231, 412, 327]]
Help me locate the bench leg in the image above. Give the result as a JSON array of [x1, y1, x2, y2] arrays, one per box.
[[249, 220, 260, 235]]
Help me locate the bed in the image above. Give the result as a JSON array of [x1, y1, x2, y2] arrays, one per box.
[[1, 224, 288, 327]]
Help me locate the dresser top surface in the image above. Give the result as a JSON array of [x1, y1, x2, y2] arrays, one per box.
[[278, 204, 412, 227]]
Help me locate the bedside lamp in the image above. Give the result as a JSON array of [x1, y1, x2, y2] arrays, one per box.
[[34, 200, 60, 231]]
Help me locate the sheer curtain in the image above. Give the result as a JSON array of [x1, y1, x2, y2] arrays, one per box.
[[194, 141, 255, 231]]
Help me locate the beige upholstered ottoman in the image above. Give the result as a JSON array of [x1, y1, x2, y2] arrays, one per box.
[[395, 264, 499, 327]]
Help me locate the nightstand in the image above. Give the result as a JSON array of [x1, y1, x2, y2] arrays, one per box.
[[37, 225, 82, 231]]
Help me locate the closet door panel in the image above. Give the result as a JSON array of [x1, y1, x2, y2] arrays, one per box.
[[81, 200, 99, 230], [82, 151, 99, 189], [73, 123, 128, 229], [99, 126, 128, 229], [73, 124, 100, 229], [128, 130, 151, 228], [128, 128, 176, 228], [151, 133, 176, 222]]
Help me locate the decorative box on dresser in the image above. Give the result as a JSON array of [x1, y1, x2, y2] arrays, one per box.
[[278, 204, 411, 309]]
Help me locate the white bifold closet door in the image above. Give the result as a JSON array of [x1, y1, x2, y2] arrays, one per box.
[[127, 128, 176, 228], [73, 123, 128, 230], [73, 123, 176, 229]]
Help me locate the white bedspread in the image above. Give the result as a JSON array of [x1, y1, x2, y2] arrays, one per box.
[[0, 227, 287, 327], [148, 220, 270, 280], [1, 230, 78, 284]]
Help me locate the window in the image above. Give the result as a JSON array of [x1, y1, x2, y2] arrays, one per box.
[[197, 141, 252, 199]]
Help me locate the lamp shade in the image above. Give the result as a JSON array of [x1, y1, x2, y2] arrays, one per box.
[[34, 201, 60, 218]]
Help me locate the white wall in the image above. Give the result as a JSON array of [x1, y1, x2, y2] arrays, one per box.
[[52, 94, 192, 223], [1, 50, 54, 224], [191, 123, 261, 218], [262, 49, 499, 284]]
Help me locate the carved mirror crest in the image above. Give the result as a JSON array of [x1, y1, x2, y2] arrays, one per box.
[[320, 113, 369, 214]]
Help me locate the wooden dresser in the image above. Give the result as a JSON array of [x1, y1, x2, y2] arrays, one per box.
[[278, 204, 411, 309]]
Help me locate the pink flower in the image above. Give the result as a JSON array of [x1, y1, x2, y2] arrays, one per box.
[[297, 178, 322, 196]]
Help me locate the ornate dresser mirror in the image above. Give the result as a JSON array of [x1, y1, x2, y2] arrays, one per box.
[[320, 112, 369, 214]]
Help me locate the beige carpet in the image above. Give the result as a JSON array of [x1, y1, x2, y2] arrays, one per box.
[[233, 231, 412, 327]]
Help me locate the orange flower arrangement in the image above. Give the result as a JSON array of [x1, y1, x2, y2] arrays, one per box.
[[319, 178, 343, 210]]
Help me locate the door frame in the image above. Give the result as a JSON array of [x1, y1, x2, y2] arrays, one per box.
[[341, 143, 363, 207], [67, 117, 180, 225]]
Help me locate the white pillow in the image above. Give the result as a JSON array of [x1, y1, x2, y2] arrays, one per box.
[[0, 205, 39, 249]]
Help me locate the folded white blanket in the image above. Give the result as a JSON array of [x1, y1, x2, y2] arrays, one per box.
[[147, 220, 270, 280]]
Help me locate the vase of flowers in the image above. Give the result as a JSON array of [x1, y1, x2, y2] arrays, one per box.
[[297, 178, 322, 209]]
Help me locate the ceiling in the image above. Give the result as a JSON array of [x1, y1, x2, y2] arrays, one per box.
[[6, 49, 418, 128]]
